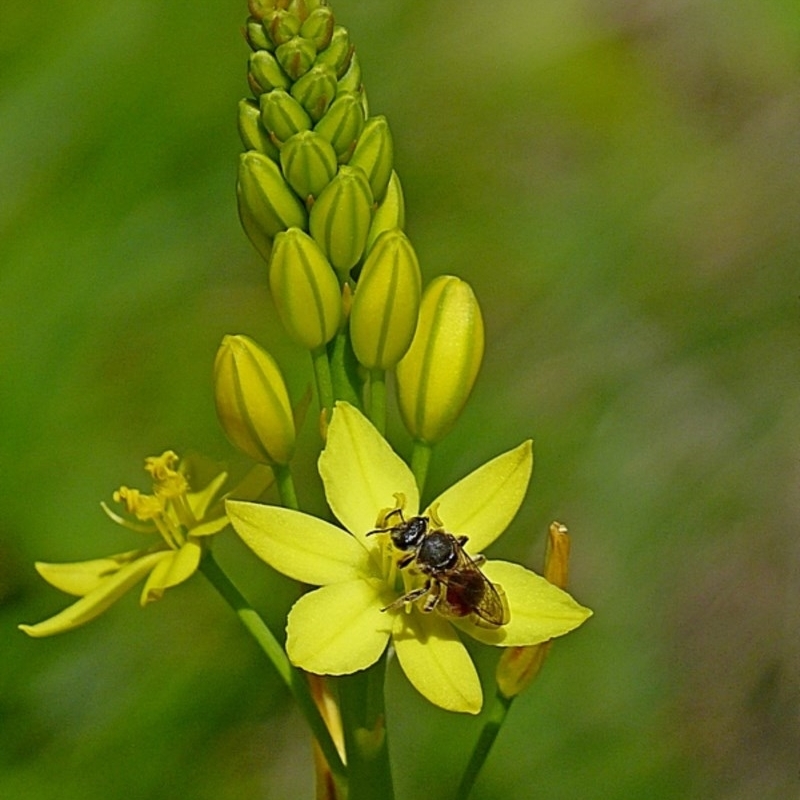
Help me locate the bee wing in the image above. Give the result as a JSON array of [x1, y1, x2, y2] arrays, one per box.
[[444, 549, 510, 628]]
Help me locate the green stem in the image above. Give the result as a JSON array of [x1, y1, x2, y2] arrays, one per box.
[[338, 655, 394, 800], [311, 345, 334, 418], [274, 463, 299, 510], [410, 439, 433, 498], [200, 552, 347, 785], [456, 689, 514, 798], [367, 369, 387, 435]]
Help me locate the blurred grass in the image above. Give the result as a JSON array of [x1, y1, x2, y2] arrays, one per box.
[[1, 1, 798, 798]]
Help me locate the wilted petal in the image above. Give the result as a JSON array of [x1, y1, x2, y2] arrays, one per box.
[[140, 541, 203, 604], [319, 402, 418, 543], [462, 560, 592, 647], [18, 551, 170, 638], [392, 610, 482, 714], [287, 579, 393, 674], [431, 440, 532, 554], [227, 500, 373, 584]]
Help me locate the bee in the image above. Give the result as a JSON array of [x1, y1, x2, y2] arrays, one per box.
[[368, 508, 510, 628]]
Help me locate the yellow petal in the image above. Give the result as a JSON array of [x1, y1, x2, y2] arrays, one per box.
[[140, 541, 203, 605], [319, 402, 419, 543], [227, 500, 373, 584], [186, 469, 228, 520], [286, 579, 393, 674], [189, 514, 230, 537], [18, 551, 170, 638], [392, 611, 483, 714], [461, 560, 592, 647], [32, 549, 148, 596], [430, 440, 532, 554]]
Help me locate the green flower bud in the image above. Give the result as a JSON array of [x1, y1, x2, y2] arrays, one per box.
[[336, 51, 362, 95], [214, 334, 296, 466], [290, 63, 337, 122], [309, 165, 373, 278], [247, 0, 279, 22], [237, 151, 307, 256], [395, 276, 485, 444], [245, 17, 272, 51], [350, 115, 393, 202], [260, 88, 312, 143], [350, 230, 421, 370], [313, 92, 364, 158], [275, 35, 317, 81], [366, 170, 405, 252], [248, 49, 290, 93], [280, 130, 337, 200], [265, 9, 301, 47], [269, 227, 342, 349], [238, 99, 280, 160], [300, 7, 335, 50], [315, 25, 353, 77]]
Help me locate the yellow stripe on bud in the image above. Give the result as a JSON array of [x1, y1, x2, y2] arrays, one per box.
[[395, 276, 484, 444], [309, 165, 373, 278], [269, 227, 343, 349], [350, 229, 421, 370], [213, 334, 296, 465], [280, 130, 338, 200], [350, 115, 394, 203], [314, 92, 365, 158]]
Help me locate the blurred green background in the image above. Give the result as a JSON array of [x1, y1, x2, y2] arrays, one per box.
[[2, 1, 798, 798]]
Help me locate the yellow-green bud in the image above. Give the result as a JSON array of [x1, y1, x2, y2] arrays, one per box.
[[350, 115, 393, 202], [265, 9, 301, 47], [248, 0, 279, 23], [314, 92, 364, 158], [336, 51, 363, 95], [214, 334, 296, 466], [350, 230, 421, 370], [269, 227, 342, 349], [280, 130, 337, 200], [275, 35, 317, 81], [300, 7, 335, 50], [366, 170, 405, 251], [315, 25, 353, 77], [245, 17, 272, 51], [309, 165, 373, 278], [238, 99, 281, 160], [290, 63, 337, 122], [395, 276, 485, 444], [260, 88, 312, 143], [237, 151, 307, 255], [249, 50, 290, 93]]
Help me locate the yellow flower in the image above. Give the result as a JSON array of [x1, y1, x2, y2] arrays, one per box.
[[227, 403, 591, 714], [19, 452, 233, 638]]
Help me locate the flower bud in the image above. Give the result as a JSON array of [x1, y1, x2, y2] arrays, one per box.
[[280, 130, 338, 200], [395, 276, 484, 444], [290, 63, 337, 122], [249, 49, 290, 93], [214, 334, 296, 465], [269, 227, 342, 349], [260, 88, 312, 143], [275, 35, 317, 81], [314, 92, 364, 158], [238, 99, 280, 160], [245, 17, 272, 51], [366, 170, 405, 251], [300, 7, 335, 50], [265, 9, 301, 47], [336, 51, 363, 95], [315, 25, 353, 77], [309, 165, 373, 278], [237, 151, 307, 257], [350, 230, 421, 370], [350, 115, 393, 202]]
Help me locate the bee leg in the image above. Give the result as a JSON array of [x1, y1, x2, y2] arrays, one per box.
[[396, 552, 416, 569], [470, 554, 486, 567], [421, 579, 445, 614], [381, 583, 430, 612]]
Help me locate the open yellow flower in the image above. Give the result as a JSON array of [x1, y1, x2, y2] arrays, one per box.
[[19, 452, 235, 638], [227, 403, 591, 714]]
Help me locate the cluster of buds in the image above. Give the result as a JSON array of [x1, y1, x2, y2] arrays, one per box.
[[225, 0, 484, 453]]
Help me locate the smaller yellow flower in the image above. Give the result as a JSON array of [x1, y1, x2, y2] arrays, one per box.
[[19, 452, 234, 638], [227, 403, 592, 714]]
